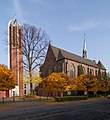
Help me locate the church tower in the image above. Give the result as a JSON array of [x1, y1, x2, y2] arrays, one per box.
[[8, 19, 23, 97], [83, 34, 87, 59]]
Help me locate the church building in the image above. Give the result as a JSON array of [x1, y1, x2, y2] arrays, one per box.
[[40, 38, 106, 79]]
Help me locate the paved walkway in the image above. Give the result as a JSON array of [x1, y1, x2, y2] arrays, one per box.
[[0, 97, 107, 110], [0, 97, 109, 120]]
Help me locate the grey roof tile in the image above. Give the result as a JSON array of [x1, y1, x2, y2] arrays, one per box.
[[97, 60, 106, 70], [51, 45, 106, 70]]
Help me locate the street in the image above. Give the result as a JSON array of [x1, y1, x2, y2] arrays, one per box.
[[0, 99, 110, 120]]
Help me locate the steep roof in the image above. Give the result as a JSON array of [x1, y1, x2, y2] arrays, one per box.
[[51, 45, 106, 70], [97, 60, 106, 70], [51, 45, 59, 60]]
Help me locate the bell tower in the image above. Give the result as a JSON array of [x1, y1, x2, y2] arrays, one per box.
[[8, 19, 23, 96]]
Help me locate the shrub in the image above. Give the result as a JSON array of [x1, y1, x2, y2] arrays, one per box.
[[88, 94, 97, 98], [55, 96, 87, 102]]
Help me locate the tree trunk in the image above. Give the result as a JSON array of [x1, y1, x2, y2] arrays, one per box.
[[84, 91, 88, 98], [29, 72, 33, 94]]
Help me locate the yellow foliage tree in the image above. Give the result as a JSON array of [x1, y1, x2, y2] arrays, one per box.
[[75, 74, 100, 95], [23, 71, 42, 85], [41, 73, 75, 97], [107, 80, 110, 92], [97, 77, 108, 92], [0, 64, 16, 91], [75, 74, 108, 96]]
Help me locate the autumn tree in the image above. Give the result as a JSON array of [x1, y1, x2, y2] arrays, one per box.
[[58, 73, 77, 92], [103, 72, 107, 80], [98, 69, 101, 78], [75, 74, 99, 96], [14, 23, 50, 93], [97, 77, 108, 92], [22, 71, 42, 84], [0, 64, 16, 91], [41, 73, 75, 97], [107, 80, 110, 93]]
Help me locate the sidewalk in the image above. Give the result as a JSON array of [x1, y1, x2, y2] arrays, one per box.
[[0, 97, 107, 110]]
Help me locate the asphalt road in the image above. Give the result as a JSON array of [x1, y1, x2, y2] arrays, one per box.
[[0, 99, 110, 120]]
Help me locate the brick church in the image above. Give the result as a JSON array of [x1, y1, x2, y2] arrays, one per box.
[[40, 38, 106, 97], [40, 38, 106, 79]]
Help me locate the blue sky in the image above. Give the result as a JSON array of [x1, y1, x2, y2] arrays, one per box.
[[0, 0, 110, 72]]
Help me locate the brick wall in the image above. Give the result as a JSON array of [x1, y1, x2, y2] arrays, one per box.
[[0, 91, 6, 98]]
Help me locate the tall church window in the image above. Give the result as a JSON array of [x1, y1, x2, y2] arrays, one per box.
[[48, 68, 52, 75], [54, 65, 57, 72], [92, 69, 94, 75], [90, 69, 94, 75], [78, 65, 84, 76], [58, 64, 62, 72], [87, 68, 89, 74], [70, 64, 75, 78], [95, 70, 97, 76], [83, 67, 86, 74], [90, 69, 92, 74], [66, 62, 68, 74]]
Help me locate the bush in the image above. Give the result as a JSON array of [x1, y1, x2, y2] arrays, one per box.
[[88, 94, 97, 98], [55, 96, 87, 102], [25, 93, 36, 98]]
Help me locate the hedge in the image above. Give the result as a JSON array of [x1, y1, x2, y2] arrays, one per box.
[[55, 96, 87, 102]]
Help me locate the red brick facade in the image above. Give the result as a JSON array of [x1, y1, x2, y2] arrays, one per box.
[[9, 20, 23, 96], [40, 44, 106, 97], [40, 44, 106, 79], [0, 91, 6, 98]]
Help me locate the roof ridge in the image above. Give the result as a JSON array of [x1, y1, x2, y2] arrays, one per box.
[[51, 45, 105, 69], [52, 45, 95, 63]]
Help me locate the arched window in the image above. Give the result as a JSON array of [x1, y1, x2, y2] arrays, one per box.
[[54, 66, 57, 72], [48, 68, 52, 75], [77, 65, 84, 76], [83, 67, 86, 74], [58, 64, 62, 72], [95, 70, 97, 76], [91, 69, 94, 75], [90, 69, 94, 75], [70, 64, 75, 78], [87, 68, 89, 74]]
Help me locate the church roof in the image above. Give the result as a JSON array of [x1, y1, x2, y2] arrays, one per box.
[[51, 45, 106, 70], [97, 60, 106, 70]]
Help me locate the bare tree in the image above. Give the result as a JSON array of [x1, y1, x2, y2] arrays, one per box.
[[21, 23, 50, 93], [5, 20, 50, 94]]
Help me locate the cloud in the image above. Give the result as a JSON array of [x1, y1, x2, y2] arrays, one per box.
[[13, 0, 26, 23], [67, 19, 100, 32]]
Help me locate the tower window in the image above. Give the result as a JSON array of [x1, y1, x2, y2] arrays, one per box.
[[13, 26, 16, 46], [24, 90, 26, 95], [24, 84, 26, 88]]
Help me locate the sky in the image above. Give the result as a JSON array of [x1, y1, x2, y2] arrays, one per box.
[[0, 0, 110, 72]]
